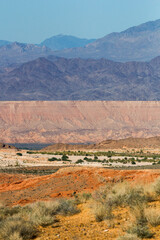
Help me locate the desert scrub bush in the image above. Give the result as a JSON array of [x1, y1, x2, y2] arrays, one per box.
[[92, 185, 116, 222], [7, 231, 23, 240], [75, 192, 92, 203], [128, 206, 154, 239], [145, 207, 160, 227], [100, 183, 150, 208], [28, 201, 58, 227], [123, 187, 147, 206], [117, 233, 140, 240], [58, 199, 80, 216], [92, 202, 114, 222], [0, 216, 38, 240], [0, 205, 21, 221]]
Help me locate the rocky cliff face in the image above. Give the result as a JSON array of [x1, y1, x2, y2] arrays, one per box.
[[1, 101, 160, 144]]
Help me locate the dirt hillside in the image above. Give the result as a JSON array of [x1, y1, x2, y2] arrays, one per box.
[[0, 167, 159, 206], [42, 136, 160, 151]]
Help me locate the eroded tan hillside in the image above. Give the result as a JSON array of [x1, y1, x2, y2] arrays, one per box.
[[1, 101, 160, 143]]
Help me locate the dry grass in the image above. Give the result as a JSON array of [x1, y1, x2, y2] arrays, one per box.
[[0, 199, 80, 240], [0, 216, 38, 240], [145, 207, 160, 227], [153, 176, 160, 196], [127, 205, 154, 239], [117, 233, 140, 240], [91, 179, 160, 239], [75, 192, 92, 204]]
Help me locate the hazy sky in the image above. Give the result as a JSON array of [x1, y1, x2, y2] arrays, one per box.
[[0, 0, 160, 43]]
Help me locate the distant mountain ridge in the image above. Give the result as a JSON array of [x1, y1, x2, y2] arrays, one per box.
[[1, 56, 160, 100], [0, 42, 54, 67], [54, 19, 160, 62], [1, 19, 160, 64], [40, 34, 96, 50]]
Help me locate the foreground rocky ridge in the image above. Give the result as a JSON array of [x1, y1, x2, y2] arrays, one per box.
[[1, 101, 160, 144]]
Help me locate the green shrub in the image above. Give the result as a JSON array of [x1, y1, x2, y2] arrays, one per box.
[[131, 160, 136, 165], [62, 154, 70, 161], [75, 159, 84, 164], [58, 199, 80, 216], [16, 153, 22, 156], [48, 157, 61, 161]]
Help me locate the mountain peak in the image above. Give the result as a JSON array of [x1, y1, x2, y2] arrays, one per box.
[[40, 35, 96, 51]]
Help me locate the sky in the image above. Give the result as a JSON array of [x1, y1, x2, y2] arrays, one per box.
[[0, 0, 160, 44]]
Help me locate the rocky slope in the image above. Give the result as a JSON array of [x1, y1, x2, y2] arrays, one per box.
[[1, 101, 160, 144], [1, 56, 160, 100]]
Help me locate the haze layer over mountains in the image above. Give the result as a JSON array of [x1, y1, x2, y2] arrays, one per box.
[[1, 19, 160, 100]]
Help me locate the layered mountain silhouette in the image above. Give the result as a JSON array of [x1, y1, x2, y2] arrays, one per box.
[[40, 34, 95, 50], [1, 19, 160, 100], [1, 56, 160, 100], [54, 19, 160, 62], [1, 19, 160, 65]]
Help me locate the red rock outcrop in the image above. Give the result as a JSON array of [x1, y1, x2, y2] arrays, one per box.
[[1, 101, 160, 143]]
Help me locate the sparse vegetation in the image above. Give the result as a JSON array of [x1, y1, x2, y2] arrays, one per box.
[[127, 205, 154, 238], [0, 199, 80, 240], [75, 192, 92, 203], [91, 178, 160, 239]]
